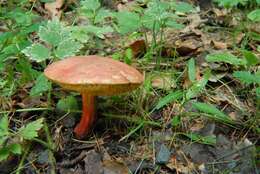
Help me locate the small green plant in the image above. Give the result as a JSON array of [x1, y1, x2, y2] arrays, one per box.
[[22, 18, 83, 62], [113, 0, 194, 61], [71, 0, 113, 44], [214, 0, 260, 8], [0, 115, 44, 161]]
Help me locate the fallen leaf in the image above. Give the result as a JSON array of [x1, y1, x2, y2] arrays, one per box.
[[151, 74, 175, 90], [175, 38, 202, 56], [103, 160, 129, 174], [44, 0, 64, 19], [129, 39, 146, 58], [211, 40, 227, 50]]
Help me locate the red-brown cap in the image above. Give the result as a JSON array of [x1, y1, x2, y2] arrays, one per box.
[[44, 56, 144, 95]]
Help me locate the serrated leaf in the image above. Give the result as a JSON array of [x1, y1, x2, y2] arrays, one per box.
[[188, 58, 196, 82], [242, 50, 260, 66], [116, 11, 141, 34], [206, 52, 246, 66], [70, 26, 90, 43], [94, 8, 112, 24], [233, 71, 260, 84], [153, 90, 183, 111], [54, 39, 82, 59], [9, 143, 22, 154], [30, 74, 51, 97], [192, 102, 234, 124], [18, 118, 44, 140], [247, 9, 260, 22], [38, 19, 70, 46], [84, 25, 113, 39], [142, 1, 170, 31], [186, 70, 211, 99], [22, 44, 50, 62]]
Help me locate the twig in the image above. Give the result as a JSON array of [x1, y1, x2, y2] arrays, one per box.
[[103, 113, 161, 127], [0, 107, 53, 114], [57, 151, 86, 168]]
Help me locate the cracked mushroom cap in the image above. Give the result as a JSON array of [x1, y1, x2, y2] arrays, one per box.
[[44, 56, 144, 95]]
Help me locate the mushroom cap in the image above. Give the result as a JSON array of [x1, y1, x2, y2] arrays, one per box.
[[44, 56, 144, 95]]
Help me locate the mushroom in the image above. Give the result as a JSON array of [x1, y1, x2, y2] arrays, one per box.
[[44, 55, 143, 138]]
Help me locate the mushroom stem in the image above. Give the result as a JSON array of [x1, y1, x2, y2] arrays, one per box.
[[74, 93, 95, 138]]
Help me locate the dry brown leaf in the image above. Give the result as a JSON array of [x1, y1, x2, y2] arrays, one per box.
[[151, 74, 175, 90], [129, 39, 146, 58], [44, 0, 64, 19], [211, 40, 227, 50], [212, 8, 228, 18], [175, 38, 202, 56], [182, 13, 206, 33], [102, 160, 129, 174]]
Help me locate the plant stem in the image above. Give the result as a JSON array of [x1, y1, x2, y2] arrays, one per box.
[[15, 143, 31, 174], [43, 120, 56, 174]]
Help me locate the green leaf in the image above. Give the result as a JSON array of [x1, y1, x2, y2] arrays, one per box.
[[84, 25, 113, 39], [153, 90, 183, 111], [56, 96, 79, 113], [188, 58, 196, 82], [9, 143, 22, 154], [175, 2, 194, 13], [124, 48, 132, 65], [0, 115, 9, 137], [165, 20, 184, 29], [18, 118, 44, 140], [81, 0, 100, 11], [55, 39, 82, 59], [116, 11, 141, 34], [94, 8, 112, 24], [142, 1, 170, 30], [171, 116, 181, 127], [182, 133, 216, 145], [38, 19, 70, 46], [192, 102, 234, 124], [22, 44, 50, 62], [233, 71, 260, 84], [186, 70, 211, 99], [247, 9, 260, 22], [30, 74, 51, 97], [70, 26, 90, 43], [214, 0, 248, 8], [206, 52, 246, 66], [0, 115, 9, 145], [40, 0, 55, 2], [0, 147, 10, 161], [242, 50, 260, 66]]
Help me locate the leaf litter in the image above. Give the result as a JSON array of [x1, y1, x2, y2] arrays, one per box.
[[1, 0, 259, 174]]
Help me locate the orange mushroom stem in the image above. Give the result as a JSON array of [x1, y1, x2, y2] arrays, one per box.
[[74, 93, 95, 138]]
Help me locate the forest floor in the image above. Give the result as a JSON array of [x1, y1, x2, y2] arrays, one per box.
[[0, 0, 259, 174]]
